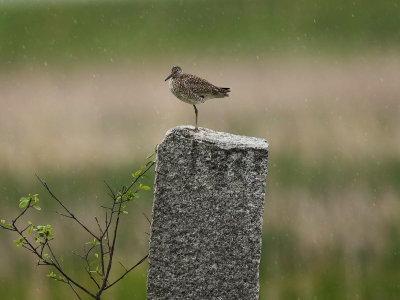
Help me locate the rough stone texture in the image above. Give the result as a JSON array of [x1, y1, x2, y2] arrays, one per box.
[[147, 126, 269, 300]]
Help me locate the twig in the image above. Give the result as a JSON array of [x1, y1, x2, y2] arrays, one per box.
[[12, 199, 32, 225], [119, 261, 128, 272], [104, 254, 148, 291], [20, 223, 32, 233], [0, 224, 14, 231], [105, 212, 111, 250], [47, 243, 61, 269], [104, 181, 116, 199], [50, 262, 97, 298], [97, 200, 122, 295], [126, 162, 155, 192], [100, 205, 112, 210], [72, 251, 85, 260], [142, 212, 151, 225], [56, 211, 73, 219], [95, 217, 103, 236], [67, 281, 82, 300], [99, 238, 106, 280], [83, 245, 101, 289], [36, 174, 99, 240]]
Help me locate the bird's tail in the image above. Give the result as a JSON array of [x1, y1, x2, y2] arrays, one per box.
[[216, 87, 231, 98]]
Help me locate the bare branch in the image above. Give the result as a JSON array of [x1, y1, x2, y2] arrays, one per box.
[[20, 223, 32, 233], [104, 254, 148, 291], [36, 174, 99, 240], [21, 244, 36, 254], [47, 243, 61, 269], [142, 212, 151, 225], [95, 217, 103, 236], [72, 251, 86, 261], [0, 224, 16, 231], [104, 181, 116, 199], [105, 212, 111, 251], [80, 245, 101, 289], [67, 281, 82, 300], [98, 200, 122, 295], [119, 261, 128, 272], [100, 205, 112, 210], [99, 239, 106, 280], [50, 264, 97, 299], [56, 211, 73, 218]]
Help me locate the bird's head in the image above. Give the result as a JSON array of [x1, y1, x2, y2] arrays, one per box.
[[165, 66, 183, 81]]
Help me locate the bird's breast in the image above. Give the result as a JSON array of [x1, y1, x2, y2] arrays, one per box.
[[168, 78, 174, 91], [168, 78, 200, 104], [169, 79, 185, 100]]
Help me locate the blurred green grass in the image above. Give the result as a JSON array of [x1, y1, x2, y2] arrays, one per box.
[[1, 152, 400, 299], [0, 0, 399, 66]]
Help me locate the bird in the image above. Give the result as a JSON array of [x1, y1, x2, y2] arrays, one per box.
[[165, 66, 230, 131]]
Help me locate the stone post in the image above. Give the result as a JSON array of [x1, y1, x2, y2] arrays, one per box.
[[147, 126, 269, 299]]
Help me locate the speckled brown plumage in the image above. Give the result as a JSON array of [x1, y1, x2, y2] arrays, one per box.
[[165, 66, 230, 130]]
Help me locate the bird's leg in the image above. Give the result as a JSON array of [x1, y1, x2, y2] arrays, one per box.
[[193, 105, 198, 131]]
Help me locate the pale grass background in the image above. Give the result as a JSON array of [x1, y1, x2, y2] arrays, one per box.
[[1, 56, 399, 172]]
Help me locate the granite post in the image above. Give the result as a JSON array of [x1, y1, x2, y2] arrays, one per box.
[[147, 126, 269, 299]]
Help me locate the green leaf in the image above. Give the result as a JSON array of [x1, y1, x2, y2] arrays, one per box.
[[33, 205, 41, 211], [33, 224, 53, 242], [19, 197, 29, 208], [33, 194, 39, 201], [145, 160, 154, 167], [133, 170, 141, 177], [141, 185, 151, 190], [0, 219, 5, 225], [14, 238, 23, 248], [86, 238, 100, 246], [28, 225, 33, 234], [145, 152, 155, 160], [94, 253, 99, 259], [122, 211, 128, 215]]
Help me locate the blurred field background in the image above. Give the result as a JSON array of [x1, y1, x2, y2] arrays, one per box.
[[0, 0, 399, 299]]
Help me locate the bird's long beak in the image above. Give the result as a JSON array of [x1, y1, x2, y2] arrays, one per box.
[[165, 73, 173, 81]]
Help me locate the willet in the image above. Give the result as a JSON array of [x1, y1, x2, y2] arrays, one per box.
[[165, 66, 230, 130]]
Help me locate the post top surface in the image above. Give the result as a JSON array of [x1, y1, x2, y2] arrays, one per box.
[[165, 126, 269, 150]]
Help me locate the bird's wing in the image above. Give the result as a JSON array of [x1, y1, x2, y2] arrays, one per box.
[[183, 75, 220, 96]]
